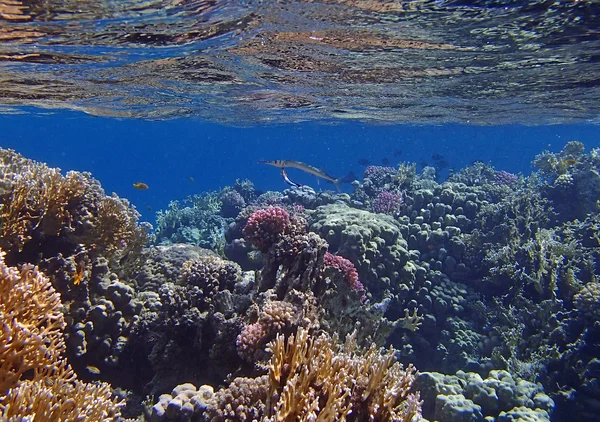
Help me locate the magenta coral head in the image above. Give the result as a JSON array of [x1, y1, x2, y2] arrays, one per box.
[[243, 206, 290, 252], [494, 170, 518, 185], [373, 191, 403, 214], [324, 251, 365, 300]]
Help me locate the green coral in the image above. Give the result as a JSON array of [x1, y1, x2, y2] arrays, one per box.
[[154, 193, 229, 252], [310, 203, 413, 299]]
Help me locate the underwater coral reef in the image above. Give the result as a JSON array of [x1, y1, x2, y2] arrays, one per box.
[[1, 142, 599, 421]]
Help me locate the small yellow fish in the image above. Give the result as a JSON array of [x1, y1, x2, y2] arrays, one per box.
[[86, 365, 101, 375], [133, 182, 149, 190], [73, 264, 84, 286]]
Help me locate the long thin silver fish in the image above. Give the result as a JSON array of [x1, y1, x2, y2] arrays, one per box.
[[259, 159, 341, 192]]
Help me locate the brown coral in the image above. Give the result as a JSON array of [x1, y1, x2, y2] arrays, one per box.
[[212, 327, 422, 421], [266, 327, 422, 421], [0, 147, 148, 282], [0, 252, 66, 394], [237, 300, 301, 362], [180, 255, 242, 293], [1, 378, 121, 420], [0, 251, 122, 420]]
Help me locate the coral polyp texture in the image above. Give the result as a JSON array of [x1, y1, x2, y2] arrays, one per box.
[[0, 251, 122, 420], [243, 206, 292, 251]]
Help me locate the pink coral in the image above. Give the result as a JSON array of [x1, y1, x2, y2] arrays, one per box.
[[324, 252, 365, 298], [236, 301, 300, 362], [242, 207, 290, 252], [372, 190, 403, 214]]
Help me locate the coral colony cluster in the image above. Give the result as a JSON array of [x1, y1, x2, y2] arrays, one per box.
[[1, 141, 599, 421]]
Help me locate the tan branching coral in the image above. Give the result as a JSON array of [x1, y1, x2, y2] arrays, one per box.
[[0, 148, 148, 275], [0, 251, 122, 420], [1, 378, 120, 420], [0, 253, 66, 394], [210, 327, 422, 421], [266, 327, 422, 421]]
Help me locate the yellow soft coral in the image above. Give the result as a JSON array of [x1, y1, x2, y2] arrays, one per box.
[[0, 251, 122, 420]]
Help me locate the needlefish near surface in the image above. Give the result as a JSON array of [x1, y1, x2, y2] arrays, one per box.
[[258, 160, 342, 192]]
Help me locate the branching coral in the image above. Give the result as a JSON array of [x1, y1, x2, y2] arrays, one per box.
[[266, 327, 422, 421], [0, 147, 149, 271], [1, 378, 120, 421], [0, 252, 66, 394], [209, 327, 422, 421], [0, 251, 122, 420]]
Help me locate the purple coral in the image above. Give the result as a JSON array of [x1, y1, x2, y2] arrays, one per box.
[[494, 170, 518, 186], [372, 191, 403, 214], [324, 251, 365, 299], [364, 165, 396, 181], [220, 190, 246, 218], [242, 207, 290, 252]]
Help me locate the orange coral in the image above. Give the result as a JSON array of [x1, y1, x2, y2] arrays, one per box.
[[0, 148, 149, 273], [0, 251, 122, 420]]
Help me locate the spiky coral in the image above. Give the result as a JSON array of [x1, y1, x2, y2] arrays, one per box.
[[0, 251, 122, 420], [267, 327, 422, 421], [207, 327, 422, 421], [0, 252, 66, 394]]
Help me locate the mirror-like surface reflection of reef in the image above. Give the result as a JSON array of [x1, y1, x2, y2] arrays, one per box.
[[1, 0, 600, 123]]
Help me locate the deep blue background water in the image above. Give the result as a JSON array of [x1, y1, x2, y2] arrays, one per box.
[[2, 110, 598, 224]]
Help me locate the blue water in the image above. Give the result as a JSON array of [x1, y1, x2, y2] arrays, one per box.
[[3, 110, 599, 223]]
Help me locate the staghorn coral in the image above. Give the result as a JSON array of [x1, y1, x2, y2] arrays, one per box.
[[207, 327, 422, 421], [1, 378, 121, 421], [0, 251, 122, 420], [0, 252, 66, 394], [266, 327, 422, 421]]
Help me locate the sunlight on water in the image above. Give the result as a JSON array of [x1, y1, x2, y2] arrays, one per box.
[[1, 0, 600, 123]]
